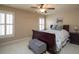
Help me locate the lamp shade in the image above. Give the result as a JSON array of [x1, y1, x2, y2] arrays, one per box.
[[74, 26, 78, 30]]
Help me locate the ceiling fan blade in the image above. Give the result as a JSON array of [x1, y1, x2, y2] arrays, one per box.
[[31, 7, 38, 8], [46, 8, 55, 10]]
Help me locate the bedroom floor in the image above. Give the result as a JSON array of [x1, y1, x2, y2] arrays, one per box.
[[60, 43, 79, 54], [0, 37, 79, 54]]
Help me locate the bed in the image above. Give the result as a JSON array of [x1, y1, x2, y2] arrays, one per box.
[[32, 25, 69, 54]]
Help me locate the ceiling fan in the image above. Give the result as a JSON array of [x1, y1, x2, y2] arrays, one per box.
[[31, 4, 55, 13]]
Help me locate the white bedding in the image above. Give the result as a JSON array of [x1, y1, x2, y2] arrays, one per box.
[[40, 29, 69, 51]]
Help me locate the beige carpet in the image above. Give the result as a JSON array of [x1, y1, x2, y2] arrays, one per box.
[[60, 43, 79, 54], [0, 38, 79, 54]]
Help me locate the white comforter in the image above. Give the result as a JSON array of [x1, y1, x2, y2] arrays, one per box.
[[41, 29, 69, 51]]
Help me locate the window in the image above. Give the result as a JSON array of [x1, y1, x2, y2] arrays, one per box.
[[0, 11, 14, 38], [39, 17, 45, 30]]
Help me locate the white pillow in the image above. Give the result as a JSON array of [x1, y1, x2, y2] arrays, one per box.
[[55, 25, 63, 30]]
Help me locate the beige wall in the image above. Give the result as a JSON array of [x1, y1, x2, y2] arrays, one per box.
[[0, 5, 40, 43], [1, 5, 79, 43], [46, 10, 79, 30]]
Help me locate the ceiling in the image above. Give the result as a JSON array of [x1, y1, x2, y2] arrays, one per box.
[[3, 4, 79, 15]]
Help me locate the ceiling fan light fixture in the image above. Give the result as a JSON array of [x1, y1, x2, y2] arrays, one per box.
[[39, 9, 46, 13]]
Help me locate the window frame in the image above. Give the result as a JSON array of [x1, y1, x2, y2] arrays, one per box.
[[39, 16, 45, 30], [0, 10, 15, 38]]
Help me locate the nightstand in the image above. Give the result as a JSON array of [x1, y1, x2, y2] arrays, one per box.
[[70, 32, 79, 45]]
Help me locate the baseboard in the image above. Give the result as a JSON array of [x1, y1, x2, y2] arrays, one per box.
[[0, 37, 31, 47]]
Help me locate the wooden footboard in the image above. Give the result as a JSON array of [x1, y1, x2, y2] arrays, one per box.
[[32, 30, 57, 54]]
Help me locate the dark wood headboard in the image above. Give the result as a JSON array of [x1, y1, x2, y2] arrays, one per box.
[[63, 25, 69, 32]]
